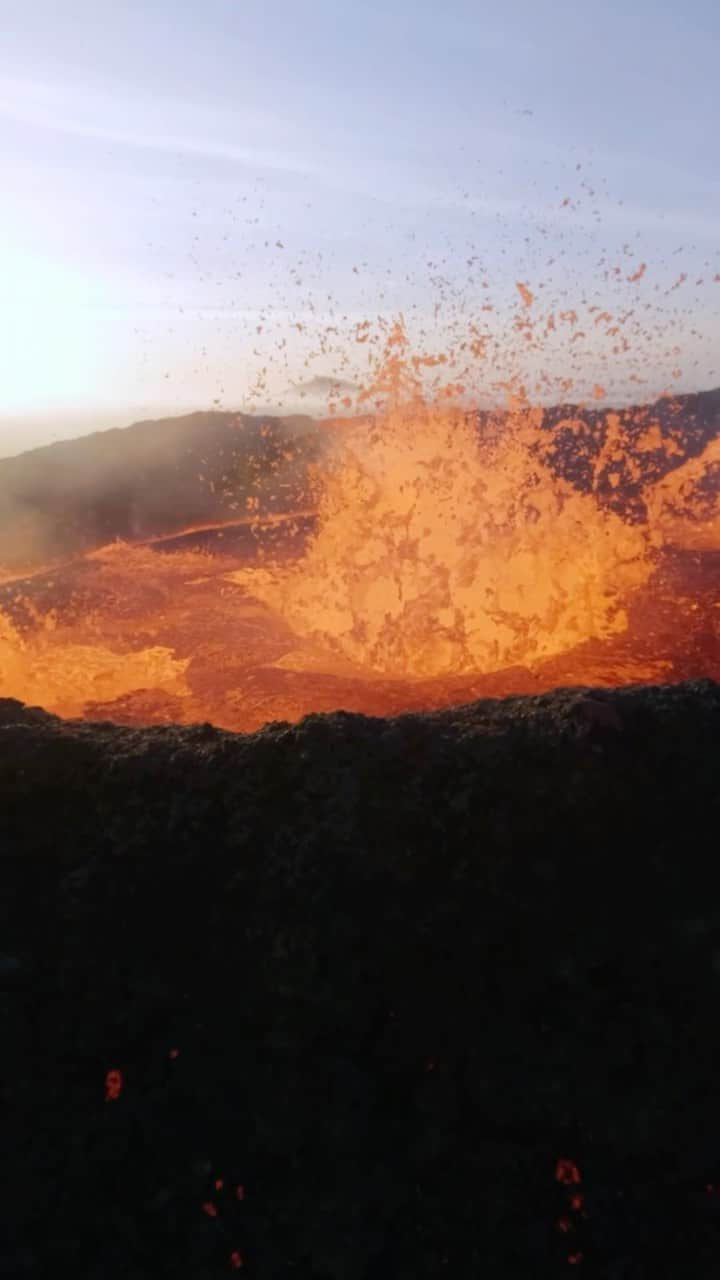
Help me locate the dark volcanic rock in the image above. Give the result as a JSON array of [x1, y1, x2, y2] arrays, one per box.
[[3, 682, 720, 1277], [534, 386, 720, 522]]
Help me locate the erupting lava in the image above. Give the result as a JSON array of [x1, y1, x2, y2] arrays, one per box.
[[1, 321, 719, 731], [230, 324, 654, 679]]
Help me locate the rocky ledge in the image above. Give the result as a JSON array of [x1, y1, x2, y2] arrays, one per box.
[[3, 681, 720, 1277]]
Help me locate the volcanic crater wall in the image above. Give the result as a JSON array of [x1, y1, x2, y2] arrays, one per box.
[[4, 681, 720, 1277]]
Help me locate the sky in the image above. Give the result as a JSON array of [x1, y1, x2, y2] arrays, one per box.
[[1, 0, 719, 455]]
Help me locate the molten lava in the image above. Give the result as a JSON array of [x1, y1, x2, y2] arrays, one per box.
[[229, 327, 654, 679], [0, 322, 719, 731]]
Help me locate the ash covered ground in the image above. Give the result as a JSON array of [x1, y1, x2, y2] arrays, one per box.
[[4, 680, 720, 1277]]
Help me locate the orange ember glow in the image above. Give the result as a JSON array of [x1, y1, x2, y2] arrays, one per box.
[[1, 320, 719, 731], [555, 1159, 582, 1186], [104, 1069, 123, 1101]]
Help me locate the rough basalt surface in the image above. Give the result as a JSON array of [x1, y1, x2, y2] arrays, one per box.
[[3, 681, 720, 1277]]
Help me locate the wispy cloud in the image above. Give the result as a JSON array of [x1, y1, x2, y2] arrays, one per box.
[[0, 75, 320, 178], [6, 73, 717, 245]]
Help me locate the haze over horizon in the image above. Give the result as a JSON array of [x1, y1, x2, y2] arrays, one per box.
[[2, 0, 719, 457]]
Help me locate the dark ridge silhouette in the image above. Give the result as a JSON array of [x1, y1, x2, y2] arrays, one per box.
[[531, 386, 720, 522], [0, 411, 329, 572], [3, 680, 720, 1276]]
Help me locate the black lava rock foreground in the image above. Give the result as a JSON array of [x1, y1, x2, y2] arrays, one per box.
[[3, 681, 720, 1279]]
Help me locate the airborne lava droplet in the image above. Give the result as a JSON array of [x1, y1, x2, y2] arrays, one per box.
[[516, 281, 534, 307], [230, 1250, 243, 1269], [555, 1158, 581, 1186], [104, 1069, 122, 1101]]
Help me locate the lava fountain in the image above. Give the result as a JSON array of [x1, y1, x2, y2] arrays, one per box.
[[228, 323, 654, 680]]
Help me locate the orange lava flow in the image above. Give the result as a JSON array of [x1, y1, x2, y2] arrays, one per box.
[[1, 323, 719, 731]]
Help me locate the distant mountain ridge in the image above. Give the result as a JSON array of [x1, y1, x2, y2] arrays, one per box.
[[0, 410, 330, 573], [0, 389, 719, 574]]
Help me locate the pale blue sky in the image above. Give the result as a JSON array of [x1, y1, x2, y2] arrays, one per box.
[[1, 0, 719, 452]]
